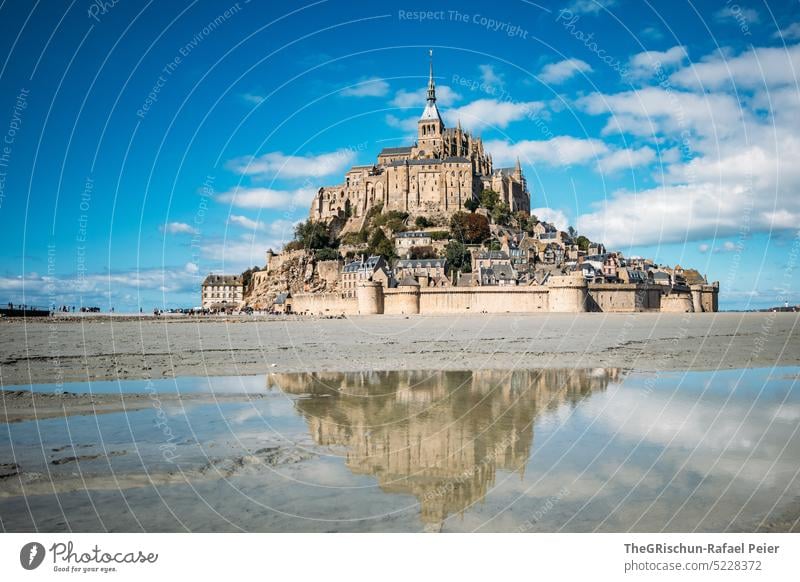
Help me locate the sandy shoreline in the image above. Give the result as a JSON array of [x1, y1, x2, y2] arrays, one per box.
[[0, 312, 798, 387]]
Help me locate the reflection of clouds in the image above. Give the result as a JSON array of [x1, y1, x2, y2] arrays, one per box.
[[579, 382, 800, 485]]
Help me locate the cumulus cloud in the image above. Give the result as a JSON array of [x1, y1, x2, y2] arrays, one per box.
[[566, 0, 617, 15], [714, 6, 760, 25], [227, 150, 357, 179], [160, 222, 198, 235], [774, 22, 800, 40], [627, 46, 687, 79], [531, 207, 569, 230], [0, 264, 202, 309], [596, 146, 656, 173], [217, 187, 316, 210], [390, 85, 460, 108], [201, 233, 286, 267], [341, 77, 390, 97], [385, 113, 420, 133], [669, 44, 800, 90], [228, 215, 298, 239], [479, 64, 504, 90], [538, 58, 593, 84], [485, 136, 609, 167], [444, 99, 544, 130]]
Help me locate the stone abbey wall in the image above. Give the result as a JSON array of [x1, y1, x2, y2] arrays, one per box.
[[292, 280, 718, 316]]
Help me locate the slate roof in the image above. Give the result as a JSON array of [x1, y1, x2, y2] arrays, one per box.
[[395, 258, 446, 269], [343, 255, 384, 273], [202, 274, 243, 286], [398, 276, 420, 287], [395, 231, 431, 239], [379, 146, 412, 156]]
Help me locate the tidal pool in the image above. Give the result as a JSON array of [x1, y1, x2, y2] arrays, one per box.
[[1, 367, 798, 532]]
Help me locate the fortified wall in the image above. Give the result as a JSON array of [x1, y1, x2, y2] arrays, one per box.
[[290, 277, 719, 315]]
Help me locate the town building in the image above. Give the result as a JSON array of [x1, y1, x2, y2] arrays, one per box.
[[394, 258, 449, 287], [310, 54, 529, 224], [341, 255, 391, 298], [394, 231, 433, 253], [201, 274, 244, 311]]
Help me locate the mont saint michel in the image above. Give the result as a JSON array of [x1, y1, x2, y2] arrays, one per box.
[[226, 55, 719, 317]]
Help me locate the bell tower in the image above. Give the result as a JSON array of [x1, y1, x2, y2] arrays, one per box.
[[417, 50, 444, 158]]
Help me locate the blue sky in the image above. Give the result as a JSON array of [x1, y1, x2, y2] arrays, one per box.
[[0, 0, 798, 311]]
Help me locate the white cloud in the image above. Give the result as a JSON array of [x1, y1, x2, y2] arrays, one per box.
[[627, 46, 687, 78], [0, 264, 203, 309], [218, 187, 316, 210], [385, 113, 420, 133], [596, 146, 656, 173], [715, 6, 760, 25], [669, 44, 800, 90], [774, 22, 800, 40], [538, 58, 592, 84], [227, 150, 357, 179], [201, 234, 285, 268], [242, 93, 265, 105], [479, 64, 504, 90], [229, 215, 264, 231], [444, 99, 544, 130], [341, 77, 390, 97], [160, 222, 198, 235], [531, 207, 569, 230], [566, 0, 616, 15], [390, 85, 460, 108], [486, 136, 609, 167], [228, 215, 299, 239]]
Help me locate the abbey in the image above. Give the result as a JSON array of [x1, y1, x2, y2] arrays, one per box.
[[310, 55, 530, 223]]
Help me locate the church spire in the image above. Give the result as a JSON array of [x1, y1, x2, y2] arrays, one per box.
[[427, 49, 436, 103]]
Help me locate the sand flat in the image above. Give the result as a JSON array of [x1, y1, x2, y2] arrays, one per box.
[[0, 312, 797, 387]]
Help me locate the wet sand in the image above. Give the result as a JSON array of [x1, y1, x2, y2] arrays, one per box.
[[0, 312, 798, 387], [0, 390, 267, 423]]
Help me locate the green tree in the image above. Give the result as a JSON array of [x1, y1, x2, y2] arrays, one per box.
[[576, 235, 591, 252], [491, 202, 511, 226], [445, 241, 471, 272], [294, 220, 331, 250], [464, 197, 480, 213], [367, 228, 396, 260], [315, 247, 340, 261], [340, 230, 368, 246], [414, 216, 434, 229], [479, 189, 499, 211], [567, 226, 578, 240], [240, 265, 262, 292]]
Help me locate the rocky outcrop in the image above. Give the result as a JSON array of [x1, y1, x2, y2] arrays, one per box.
[[246, 252, 341, 309]]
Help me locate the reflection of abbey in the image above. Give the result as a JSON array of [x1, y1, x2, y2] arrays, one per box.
[[310, 56, 529, 223], [269, 368, 621, 531]]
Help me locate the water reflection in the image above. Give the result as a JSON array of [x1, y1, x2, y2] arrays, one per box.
[[269, 368, 623, 529]]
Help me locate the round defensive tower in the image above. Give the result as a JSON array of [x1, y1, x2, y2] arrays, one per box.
[[546, 273, 588, 313], [357, 281, 384, 315], [393, 277, 421, 315]]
